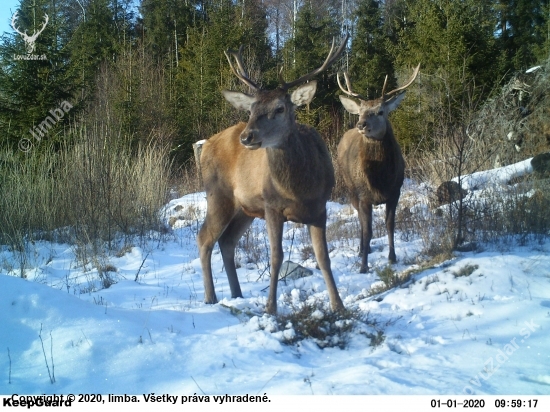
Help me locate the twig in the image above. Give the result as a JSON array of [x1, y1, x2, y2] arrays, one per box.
[[80, 330, 92, 347], [134, 251, 151, 281], [50, 331, 55, 383], [256, 370, 279, 395], [38, 324, 55, 383], [7, 348, 11, 384], [190, 375, 206, 395]]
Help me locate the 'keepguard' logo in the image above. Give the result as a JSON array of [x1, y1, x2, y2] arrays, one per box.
[[11, 11, 48, 55]]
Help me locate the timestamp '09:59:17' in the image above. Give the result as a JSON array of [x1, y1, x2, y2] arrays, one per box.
[[495, 399, 538, 408]]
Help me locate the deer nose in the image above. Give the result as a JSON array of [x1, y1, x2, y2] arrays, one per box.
[[357, 120, 367, 130], [240, 131, 254, 145]]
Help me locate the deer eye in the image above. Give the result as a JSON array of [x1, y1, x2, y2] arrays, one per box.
[[275, 106, 285, 114]]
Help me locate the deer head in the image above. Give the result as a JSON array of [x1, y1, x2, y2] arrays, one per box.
[[337, 64, 420, 140], [11, 12, 49, 54], [222, 35, 349, 150]]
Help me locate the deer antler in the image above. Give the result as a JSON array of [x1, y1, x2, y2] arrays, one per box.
[[224, 45, 260, 91], [382, 64, 420, 99], [337, 71, 367, 100], [279, 32, 350, 91]]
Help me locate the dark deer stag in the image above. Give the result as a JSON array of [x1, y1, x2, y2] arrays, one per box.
[[197, 36, 348, 315], [337, 65, 420, 273]]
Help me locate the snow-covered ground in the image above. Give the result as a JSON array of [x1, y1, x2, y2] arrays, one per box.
[[1, 160, 549, 395]]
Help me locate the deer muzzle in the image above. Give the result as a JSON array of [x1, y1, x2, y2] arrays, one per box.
[[357, 120, 370, 134], [240, 130, 262, 149]]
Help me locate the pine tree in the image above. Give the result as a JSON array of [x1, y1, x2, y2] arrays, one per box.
[[66, 0, 118, 102], [389, 0, 499, 150]]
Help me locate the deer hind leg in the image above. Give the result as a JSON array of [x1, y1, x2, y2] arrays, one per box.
[[308, 214, 344, 312], [357, 200, 373, 273], [218, 210, 254, 299], [197, 197, 236, 304], [264, 208, 285, 315], [385, 196, 399, 264]]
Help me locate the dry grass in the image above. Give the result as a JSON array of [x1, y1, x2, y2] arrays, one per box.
[[0, 122, 171, 277]]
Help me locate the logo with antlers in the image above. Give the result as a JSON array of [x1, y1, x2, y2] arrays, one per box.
[[11, 11, 49, 54]]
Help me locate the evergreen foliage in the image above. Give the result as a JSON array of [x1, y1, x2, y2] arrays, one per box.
[[389, 0, 500, 149], [348, 0, 394, 99]]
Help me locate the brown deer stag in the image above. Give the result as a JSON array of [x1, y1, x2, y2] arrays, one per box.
[[198, 36, 348, 315], [337, 65, 420, 273]]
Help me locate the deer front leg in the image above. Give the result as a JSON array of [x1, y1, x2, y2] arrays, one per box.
[[265, 208, 285, 315], [357, 200, 373, 273], [197, 218, 219, 304], [385, 197, 399, 264], [308, 213, 344, 312]]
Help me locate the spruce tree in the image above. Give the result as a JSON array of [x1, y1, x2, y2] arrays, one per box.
[[349, 0, 395, 99], [172, 0, 273, 161], [497, 0, 549, 71], [283, 3, 341, 109], [389, 0, 499, 149], [139, 0, 196, 67]]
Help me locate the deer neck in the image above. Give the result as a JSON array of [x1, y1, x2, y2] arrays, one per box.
[[360, 122, 396, 160], [265, 126, 319, 194]]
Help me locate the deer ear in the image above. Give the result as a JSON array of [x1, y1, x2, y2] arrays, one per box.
[[222, 90, 255, 112], [290, 81, 317, 106], [385, 91, 407, 113], [339, 95, 360, 115]]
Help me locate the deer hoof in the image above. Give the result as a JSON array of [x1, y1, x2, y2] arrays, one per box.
[[265, 301, 277, 315], [204, 296, 218, 305]]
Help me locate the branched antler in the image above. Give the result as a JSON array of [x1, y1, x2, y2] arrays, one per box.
[[279, 33, 349, 91], [337, 71, 367, 100], [338, 64, 421, 102], [382, 64, 420, 99], [224, 45, 260, 91], [226, 33, 349, 92]]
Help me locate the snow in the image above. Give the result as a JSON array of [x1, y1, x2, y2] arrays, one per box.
[[451, 158, 533, 191], [526, 66, 542, 74], [1, 160, 550, 396]]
